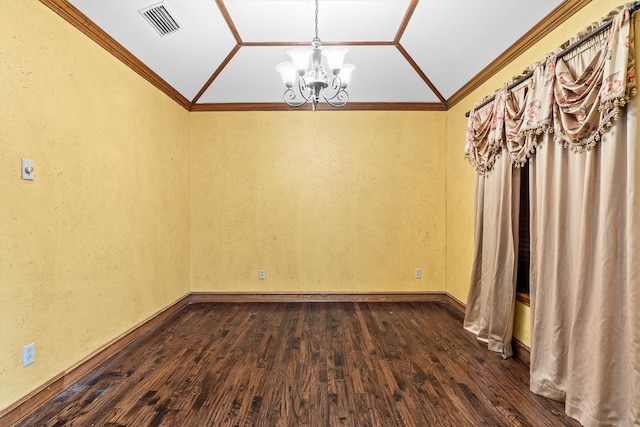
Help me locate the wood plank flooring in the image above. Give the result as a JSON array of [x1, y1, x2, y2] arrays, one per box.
[[16, 302, 578, 426]]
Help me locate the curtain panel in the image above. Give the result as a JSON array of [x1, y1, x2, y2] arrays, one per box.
[[464, 5, 638, 426], [463, 154, 520, 359]]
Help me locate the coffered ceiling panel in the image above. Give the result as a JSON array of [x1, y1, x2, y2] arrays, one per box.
[[200, 46, 300, 104], [225, 0, 411, 43], [200, 45, 439, 104], [46, 0, 583, 111], [69, 0, 236, 101], [331, 45, 440, 103], [401, 0, 564, 100]]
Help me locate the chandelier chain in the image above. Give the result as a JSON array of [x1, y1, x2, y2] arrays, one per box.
[[314, 0, 319, 41]]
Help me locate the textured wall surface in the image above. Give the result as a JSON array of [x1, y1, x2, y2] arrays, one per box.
[[0, 1, 190, 410], [1, 0, 631, 414], [445, 0, 630, 346], [190, 111, 447, 292]]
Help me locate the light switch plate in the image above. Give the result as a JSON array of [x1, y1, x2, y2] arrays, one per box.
[[21, 159, 34, 181]]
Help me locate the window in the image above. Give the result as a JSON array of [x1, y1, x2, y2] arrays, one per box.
[[516, 163, 530, 305]]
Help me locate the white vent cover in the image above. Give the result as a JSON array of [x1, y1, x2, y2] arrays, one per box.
[[140, 2, 181, 36]]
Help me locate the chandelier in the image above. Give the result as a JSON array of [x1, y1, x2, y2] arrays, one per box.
[[275, 0, 355, 111]]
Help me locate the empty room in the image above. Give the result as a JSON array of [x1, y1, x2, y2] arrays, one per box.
[[1, 0, 638, 426]]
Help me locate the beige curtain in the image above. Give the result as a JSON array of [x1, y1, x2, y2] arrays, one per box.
[[464, 85, 525, 359], [465, 5, 638, 425], [529, 95, 639, 427], [529, 9, 639, 426], [463, 153, 520, 359]]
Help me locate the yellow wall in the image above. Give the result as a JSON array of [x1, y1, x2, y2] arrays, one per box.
[[445, 0, 631, 346], [190, 112, 447, 292], [2, 0, 632, 415], [0, 1, 190, 410]]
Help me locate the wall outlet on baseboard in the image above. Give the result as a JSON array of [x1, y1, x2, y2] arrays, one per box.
[[415, 268, 422, 279], [23, 342, 35, 367], [259, 269, 266, 280]]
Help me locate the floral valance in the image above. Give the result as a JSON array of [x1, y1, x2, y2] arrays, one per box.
[[465, 5, 637, 175]]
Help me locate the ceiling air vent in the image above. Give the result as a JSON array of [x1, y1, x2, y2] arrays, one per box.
[[140, 2, 181, 37]]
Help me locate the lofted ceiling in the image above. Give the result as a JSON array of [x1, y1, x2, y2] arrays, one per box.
[[41, 0, 591, 111]]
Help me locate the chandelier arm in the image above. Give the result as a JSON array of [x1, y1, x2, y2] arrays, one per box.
[[323, 74, 341, 96], [283, 88, 308, 107], [299, 75, 312, 98], [283, 76, 313, 107], [317, 74, 348, 107], [322, 88, 349, 108]]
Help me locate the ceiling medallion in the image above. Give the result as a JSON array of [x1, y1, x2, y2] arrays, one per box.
[[275, 0, 355, 111]]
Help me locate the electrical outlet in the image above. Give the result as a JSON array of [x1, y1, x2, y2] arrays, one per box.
[[259, 269, 266, 280], [22, 342, 35, 367], [415, 268, 422, 279]]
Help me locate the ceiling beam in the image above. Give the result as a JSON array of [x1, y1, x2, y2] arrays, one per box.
[[190, 102, 447, 112], [396, 44, 447, 105], [242, 41, 395, 47], [394, 0, 420, 44], [190, 45, 242, 107], [215, 0, 242, 44]]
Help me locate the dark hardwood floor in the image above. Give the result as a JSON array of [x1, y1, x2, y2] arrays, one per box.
[[17, 302, 578, 426]]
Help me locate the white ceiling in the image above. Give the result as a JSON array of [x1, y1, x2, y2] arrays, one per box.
[[58, 0, 567, 111]]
